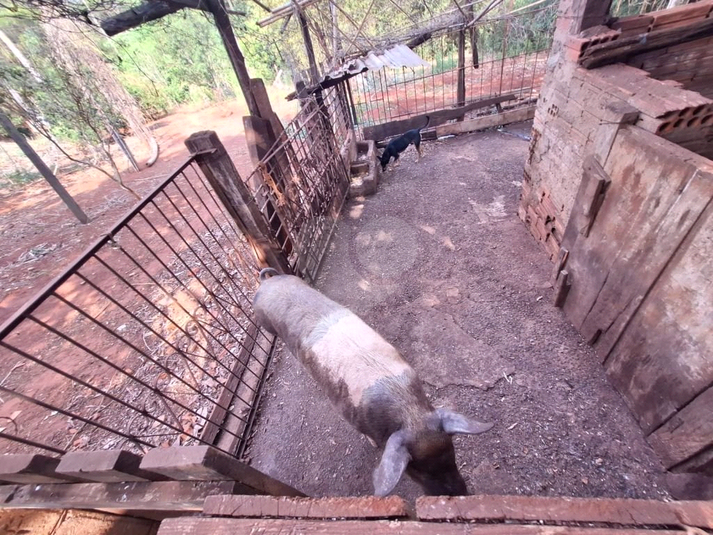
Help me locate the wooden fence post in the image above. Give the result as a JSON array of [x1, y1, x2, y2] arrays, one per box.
[[185, 131, 291, 274], [0, 111, 89, 224], [456, 27, 467, 121]]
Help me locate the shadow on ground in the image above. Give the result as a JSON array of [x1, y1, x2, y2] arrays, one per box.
[[246, 121, 669, 501]]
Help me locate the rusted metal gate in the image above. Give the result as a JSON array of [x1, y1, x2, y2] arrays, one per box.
[[244, 86, 352, 282], [0, 85, 354, 463], [0, 147, 273, 459], [347, 8, 555, 141]]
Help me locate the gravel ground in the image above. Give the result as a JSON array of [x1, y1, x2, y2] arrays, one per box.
[[245, 122, 670, 502]]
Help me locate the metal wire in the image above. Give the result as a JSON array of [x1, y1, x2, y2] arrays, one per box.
[[347, 10, 554, 132]]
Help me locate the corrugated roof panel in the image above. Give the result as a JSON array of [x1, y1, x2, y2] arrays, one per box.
[[323, 44, 428, 80]]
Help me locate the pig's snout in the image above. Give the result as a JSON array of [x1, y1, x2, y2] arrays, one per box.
[[420, 471, 468, 496]]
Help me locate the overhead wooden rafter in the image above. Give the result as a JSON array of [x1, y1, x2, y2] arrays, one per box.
[[257, 0, 324, 27]]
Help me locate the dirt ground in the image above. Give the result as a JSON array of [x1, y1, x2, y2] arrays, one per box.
[[246, 121, 671, 501], [0, 96, 297, 327]]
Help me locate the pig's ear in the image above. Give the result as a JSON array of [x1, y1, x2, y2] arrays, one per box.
[[436, 409, 493, 435], [373, 430, 410, 496]]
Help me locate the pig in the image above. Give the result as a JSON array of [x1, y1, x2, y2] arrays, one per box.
[[252, 268, 494, 496]]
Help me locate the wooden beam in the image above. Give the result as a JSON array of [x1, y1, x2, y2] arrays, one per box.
[[157, 517, 688, 534], [580, 17, 713, 69], [203, 495, 409, 518], [0, 480, 238, 513], [55, 450, 166, 483], [293, 1, 320, 83], [0, 111, 88, 224], [416, 494, 713, 529], [185, 129, 291, 274], [456, 27, 467, 121], [205, 0, 261, 118], [101, 1, 187, 36], [435, 106, 535, 137], [139, 445, 305, 497], [0, 454, 80, 484], [257, 0, 323, 27], [362, 92, 519, 141]]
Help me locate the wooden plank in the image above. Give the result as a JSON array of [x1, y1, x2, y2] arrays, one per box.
[[581, 16, 713, 69], [0, 480, 238, 512], [599, 145, 713, 432], [416, 495, 683, 525], [203, 495, 409, 519], [650, 1, 713, 30], [561, 127, 713, 361], [648, 386, 713, 468], [553, 270, 570, 308], [140, 445, 304, 497], [55, 449, 165, 483], [456, 28, 466, 121], [0, 454, 79, 484], [362, 93, 518, 141], [672, 501, 713, 529], [435, 106, 536, 137], [588, 150, 713, 349], [157, 517, 686, 535]]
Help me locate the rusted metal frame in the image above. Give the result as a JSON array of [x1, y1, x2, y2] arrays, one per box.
[[0, 381, 155, 452], [248, 105, 325, 169], [0, 430, 66, 455], [121, 218, 270, 363], [45, 293, 242, 428], [0, 155, 200, 340], [166, 176, 258, 309], [293, 143, 348, 278], [0, 339, 204, 452], [185, 162, 247, 256], [254, 194, 292, 257], [162, 177, 253, 308], [135, 203, 268, 355], [235, 334, 276, 458], [88, 251, 261, 389], [182, 165, 261, 283], [71, 270, 256, 405]]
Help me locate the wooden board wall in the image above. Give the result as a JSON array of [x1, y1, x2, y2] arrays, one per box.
[[556, 124, 713, 472]]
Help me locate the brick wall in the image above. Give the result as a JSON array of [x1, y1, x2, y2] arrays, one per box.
[[519, 1, 713, 261]]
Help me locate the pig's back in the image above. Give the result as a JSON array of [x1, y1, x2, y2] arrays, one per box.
[[253, 275, 413, 409]]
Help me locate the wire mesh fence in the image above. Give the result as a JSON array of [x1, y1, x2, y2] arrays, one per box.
[[0, 157, 273, 458], [245, 86, 352, 283], [347, 6, 556, 131]]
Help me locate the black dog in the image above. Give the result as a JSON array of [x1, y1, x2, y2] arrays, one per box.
[[379, 116, 430, 171]]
